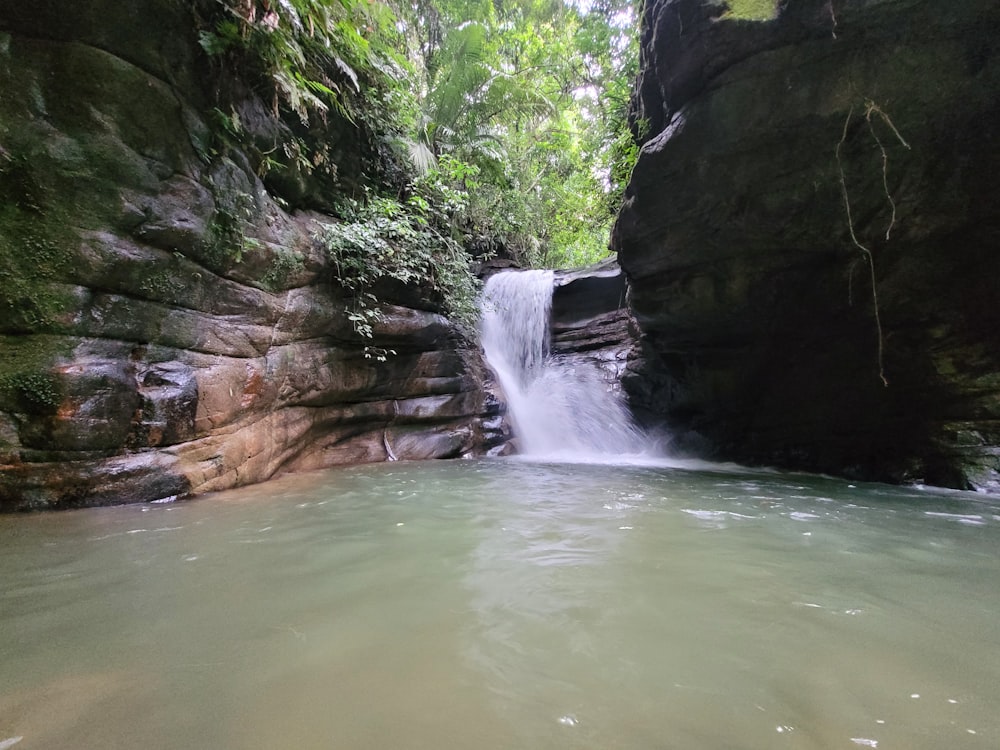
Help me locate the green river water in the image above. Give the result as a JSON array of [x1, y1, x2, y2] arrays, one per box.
[[1, 458, 998, 749]]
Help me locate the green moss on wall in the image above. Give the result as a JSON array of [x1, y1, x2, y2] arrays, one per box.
[[260, 248, 305, 291], [201, 189, 258, 272], [0, 153, 75, 332], [721, 0, 777, 21], [0, 336, 66, 412]]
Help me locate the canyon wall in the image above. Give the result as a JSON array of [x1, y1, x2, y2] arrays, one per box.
[[0, 1, 503, 510], [551, 259, 634, 385], [614, 0, 1000, 490]]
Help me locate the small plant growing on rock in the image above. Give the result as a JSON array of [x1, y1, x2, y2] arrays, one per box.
[[0, 371, 60, 409], [202, 190, 257, 271], [260, 248, 306, 291], [0, 153, 74, 331], [314, 179, 481, 351]]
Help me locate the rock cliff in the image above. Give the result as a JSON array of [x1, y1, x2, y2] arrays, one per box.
[[614, 0, 1000, 489], [551, 259, 635, 387], [0, 1, 503, 510]]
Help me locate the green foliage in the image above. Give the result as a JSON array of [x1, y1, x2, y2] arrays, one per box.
[[261, 248, 306, 291], [198, 0, 401, 122], [397, 0, 640, 268], [0, 218, 72, 329], [0, 153, 74, 331], [202, 190, 257, 271], [0, 371, 60, 408], [720, 0, 778, 21], [314, 179, 482, 346], [197, 0, 645, 272], [0, 337, 64, 412], [197, 0, 412, 182], [138, 270, 185, 302]]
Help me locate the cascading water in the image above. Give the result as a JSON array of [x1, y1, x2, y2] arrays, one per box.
[[480, 270, 646, 458]]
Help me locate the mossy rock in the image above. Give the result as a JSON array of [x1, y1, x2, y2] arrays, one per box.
[[0, 336, 68, 414], [0, 193, 76, 332]]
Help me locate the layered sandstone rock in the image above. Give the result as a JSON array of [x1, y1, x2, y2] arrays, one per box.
[[0, 2, 503, 510], [551, 258, 636, 387], [614, 0, 1000, 489]]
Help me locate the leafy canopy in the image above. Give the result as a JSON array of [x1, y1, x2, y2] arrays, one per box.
[[399, 0, 641, 268]]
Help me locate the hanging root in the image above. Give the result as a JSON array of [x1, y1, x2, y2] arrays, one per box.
[[835, 105, 889, 387], [864, 99, 911, 240]]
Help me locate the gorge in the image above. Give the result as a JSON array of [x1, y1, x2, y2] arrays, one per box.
[[2, 2, 1000, 747]]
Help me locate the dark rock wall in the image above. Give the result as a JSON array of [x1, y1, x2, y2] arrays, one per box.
[[0, 2, 503, 510], [551, 259, 636, 386], [614, 0, 1000, 489]]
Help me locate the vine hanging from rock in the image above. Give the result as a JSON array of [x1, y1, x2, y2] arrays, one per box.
[[835, 98, 911, 388]]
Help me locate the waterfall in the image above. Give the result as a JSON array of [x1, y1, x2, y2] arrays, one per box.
[[481, 270, 646, 458]]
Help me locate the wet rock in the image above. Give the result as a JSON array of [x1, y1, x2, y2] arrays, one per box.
[[130, 176, 213, 255], [385, 424, 474, 460], [135, 361, 198, 447], [0, 453, 190, 512], [0, 5, 502, 510], [551, 259, 638, 387], [614, 0, 1000, 490]]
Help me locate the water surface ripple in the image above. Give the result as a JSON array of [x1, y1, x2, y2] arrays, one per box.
[[1, 459, 998, 749]]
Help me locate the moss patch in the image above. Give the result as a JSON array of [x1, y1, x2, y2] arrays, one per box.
[[0, 154, 76, 331], [722, 0, 777, 21], [0, 336, 66, 413], [202, 190, 253, 269], [260, 247, 305, 291]]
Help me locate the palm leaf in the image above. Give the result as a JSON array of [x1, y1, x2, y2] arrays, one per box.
[[429, 23, 489, 134]]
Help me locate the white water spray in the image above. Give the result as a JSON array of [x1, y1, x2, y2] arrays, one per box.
[[481, 270, 646, 458]]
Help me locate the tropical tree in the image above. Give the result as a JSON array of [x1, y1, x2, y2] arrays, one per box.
[[396, 0, 640, 267]]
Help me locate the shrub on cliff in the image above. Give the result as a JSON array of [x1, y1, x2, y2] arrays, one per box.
[[314, 156, 482, 349]]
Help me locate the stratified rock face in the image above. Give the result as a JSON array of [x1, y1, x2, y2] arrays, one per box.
[[0, 2, 504, 510], [614, 0, 1000, 490], [551, 258, 636, 386]]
